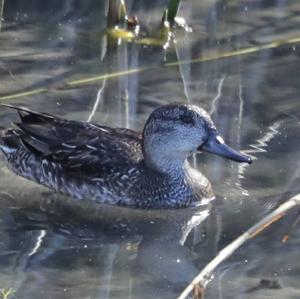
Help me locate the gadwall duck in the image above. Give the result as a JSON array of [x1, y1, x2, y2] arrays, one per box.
[[0, 104, 252, 208]]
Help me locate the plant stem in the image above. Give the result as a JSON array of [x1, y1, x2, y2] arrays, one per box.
[[0, 0, 4, 32], [167, 0, 181, 26], [107, 0, 127, 28], [107, 0, 118, 27], [177, 193, 300, 299]]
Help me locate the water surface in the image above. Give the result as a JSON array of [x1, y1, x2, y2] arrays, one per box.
[[0, 0, 300, 298]]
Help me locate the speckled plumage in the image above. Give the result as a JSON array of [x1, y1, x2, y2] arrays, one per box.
[[0, 103, 251, 209]]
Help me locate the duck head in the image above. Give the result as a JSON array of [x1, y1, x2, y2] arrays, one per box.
[[142, 104, 252, 173]]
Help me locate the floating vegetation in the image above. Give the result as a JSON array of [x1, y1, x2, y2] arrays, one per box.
[[106, 0, 139, 42], [136, 9, 172, 49], [105, 0, 188, 48], [106, 27, 136, 42]]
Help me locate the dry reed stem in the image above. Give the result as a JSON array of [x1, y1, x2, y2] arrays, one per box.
[[177, 193, 300, 299]]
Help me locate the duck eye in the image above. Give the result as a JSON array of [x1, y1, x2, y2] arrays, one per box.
[[179, 114, 194, 125]]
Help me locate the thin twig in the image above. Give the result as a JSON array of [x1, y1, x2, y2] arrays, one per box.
[[177, 193, 300, 299]]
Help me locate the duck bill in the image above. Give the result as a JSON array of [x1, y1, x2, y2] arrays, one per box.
[[199, 132, 252, 164]]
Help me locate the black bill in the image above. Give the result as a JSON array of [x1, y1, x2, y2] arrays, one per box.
[[199, 131, 252, 164]]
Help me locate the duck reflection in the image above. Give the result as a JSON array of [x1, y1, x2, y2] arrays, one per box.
[[0, 186, 213, 299]]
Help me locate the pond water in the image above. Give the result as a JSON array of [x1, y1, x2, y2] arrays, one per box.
[[0, 0, 300, 298]]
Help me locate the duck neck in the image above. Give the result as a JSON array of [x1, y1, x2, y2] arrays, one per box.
[[143, 142, 189, 175]]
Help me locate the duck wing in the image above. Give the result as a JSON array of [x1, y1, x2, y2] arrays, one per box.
[[2, 105, 143, 177]]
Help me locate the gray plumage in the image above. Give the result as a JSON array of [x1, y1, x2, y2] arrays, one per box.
[[0, 103, 251, 209]]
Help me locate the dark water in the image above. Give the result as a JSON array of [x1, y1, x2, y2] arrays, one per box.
[[0, 0, 300, 298]]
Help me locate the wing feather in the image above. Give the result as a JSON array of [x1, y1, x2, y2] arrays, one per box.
[[1, 105, 143, 178]]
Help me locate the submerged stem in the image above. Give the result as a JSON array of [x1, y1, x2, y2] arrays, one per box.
[[167, 0, 182, 26], [107, 0, 127, 28], [0, 0, 4, 32]]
